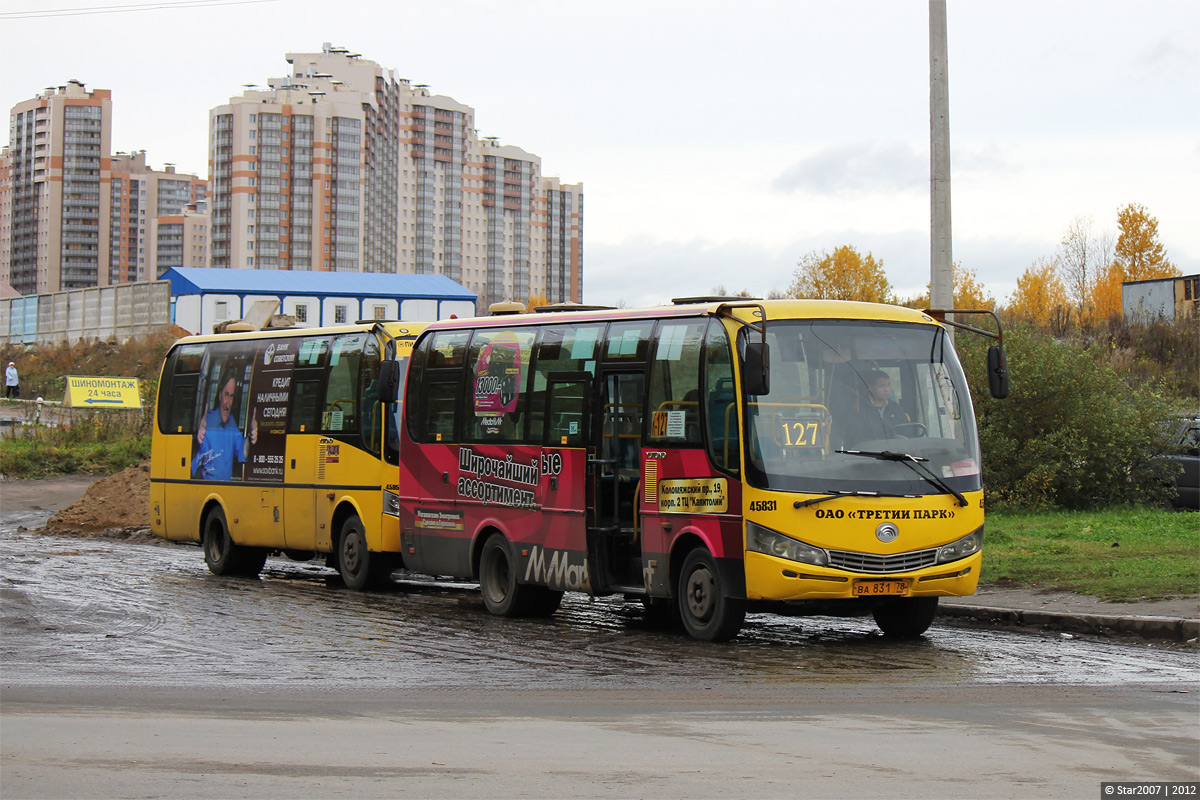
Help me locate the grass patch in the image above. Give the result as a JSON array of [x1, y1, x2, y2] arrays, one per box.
[[0, 433, 151, 478], [983, 507, 1199, 601]]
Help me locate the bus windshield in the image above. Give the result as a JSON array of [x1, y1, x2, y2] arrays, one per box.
[[740, 319, 981, 496]]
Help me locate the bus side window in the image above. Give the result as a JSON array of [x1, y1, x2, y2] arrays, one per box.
[[424, 381, 460, 441], [529, 324, 603, 446], [647, 320, 706, 446], [359, 337, 382, 455], [158, 345, 205, 435], [288, 376, 323, 433], [544, 375, 590, 447], [704, 321, 740, 475], [323, 334, 363, 434]]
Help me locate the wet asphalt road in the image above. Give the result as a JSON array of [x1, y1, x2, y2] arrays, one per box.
[[1, 529, 1197, 690], [2, 525, 1198, 798]]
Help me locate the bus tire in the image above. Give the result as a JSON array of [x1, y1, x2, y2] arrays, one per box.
[[202, 507, 236, 575], [677, 548, 745, 641], [479, 532, 534, 617], [873, 597, 939, 638], [337, 515, 381, 591], [202, 507, 267, 577]]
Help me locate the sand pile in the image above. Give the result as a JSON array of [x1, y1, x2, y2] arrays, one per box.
[[45, 460, 152, 538]]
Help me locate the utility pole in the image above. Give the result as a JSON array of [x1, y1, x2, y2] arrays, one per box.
[[930, 0, 954, 318]]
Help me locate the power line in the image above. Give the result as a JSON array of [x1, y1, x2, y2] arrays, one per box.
[[1, 0, 281, 19]]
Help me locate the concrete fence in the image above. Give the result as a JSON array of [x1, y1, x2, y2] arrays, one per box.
[[2, 282, 172, 346]]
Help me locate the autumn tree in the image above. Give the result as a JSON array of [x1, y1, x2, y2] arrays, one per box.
[[1113, 203, 1178, 283], [1056, 216, 1112, 322], [1089, 263, 1126, 321], [900, 263, 995, 310], [952, 265, 996, 310], [525, 294, 550, 311], [1007, 257, 1070, 328], [788, 245, 893, 303]]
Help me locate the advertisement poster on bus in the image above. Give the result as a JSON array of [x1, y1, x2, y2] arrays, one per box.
[[190, 339, 296, 483], [243, 339, 298, 482], [473, 332, 524, 435]]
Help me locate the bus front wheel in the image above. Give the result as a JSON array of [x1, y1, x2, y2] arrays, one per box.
[[337, 515, 388, 590], [873, 597, 939, 638], [677, 548, 745, 641]]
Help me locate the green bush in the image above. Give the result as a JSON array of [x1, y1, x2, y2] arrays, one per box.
[[962, 324, 1178, 510]]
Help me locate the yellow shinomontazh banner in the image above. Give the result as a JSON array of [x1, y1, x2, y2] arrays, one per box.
[[63, 376, 142, 409]]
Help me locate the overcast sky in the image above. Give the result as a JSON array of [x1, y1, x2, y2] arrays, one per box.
[[5, 0, 1197, 307]]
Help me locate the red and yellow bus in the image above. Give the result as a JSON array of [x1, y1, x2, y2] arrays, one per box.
[[395, 298, 1008, 640], [150, 321, 424, 588]]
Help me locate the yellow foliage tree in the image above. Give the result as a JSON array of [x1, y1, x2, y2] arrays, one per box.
[[1089, 263, 1125, 321], [525, 294, 550, 312], [788, 245, 893, 303], [1008, 257, 1070, 324], [1114, 203, 1178, 283], [900, 263, 995, 310], [952, 265, 996, 310]]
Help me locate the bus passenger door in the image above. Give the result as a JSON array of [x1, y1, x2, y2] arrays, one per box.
[[586, 371, 645, 592]]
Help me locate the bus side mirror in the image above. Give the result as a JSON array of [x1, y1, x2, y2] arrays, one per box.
[[987, 345, 1010, 399], [377, 360, 402, 403], [744, 342, 770, 396]]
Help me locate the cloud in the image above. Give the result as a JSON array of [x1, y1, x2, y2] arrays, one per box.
[[772, 142, 926, 195], [581, 231, 1054, 309]]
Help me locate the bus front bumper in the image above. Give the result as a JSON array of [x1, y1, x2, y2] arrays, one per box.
[[744, 549, 982, 602]]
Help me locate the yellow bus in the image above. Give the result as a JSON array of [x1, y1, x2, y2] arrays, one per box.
[[395, 299, 1008, 639], [150, 321, 424, 588]]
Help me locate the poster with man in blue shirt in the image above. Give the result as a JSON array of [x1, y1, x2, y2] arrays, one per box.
[[192, 370, 258, 481]]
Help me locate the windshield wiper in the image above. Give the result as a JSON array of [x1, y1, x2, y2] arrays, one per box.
[[793, 489, 920, 510], [836, 449, 969, 507]]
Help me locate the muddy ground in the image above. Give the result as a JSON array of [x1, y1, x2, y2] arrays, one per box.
[[3, 462, 155, 541], [4, 464, 1198, 622]]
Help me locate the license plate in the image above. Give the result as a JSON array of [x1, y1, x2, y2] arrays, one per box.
[[853, 580, 907, 596]]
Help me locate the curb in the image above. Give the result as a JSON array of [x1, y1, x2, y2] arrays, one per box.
[[939, 603, 1200, 643]]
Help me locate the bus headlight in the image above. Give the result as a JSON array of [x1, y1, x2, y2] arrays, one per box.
[[746, 522, 829, 567], [936, 527, 983, 564], [384, 489, 400, 517]]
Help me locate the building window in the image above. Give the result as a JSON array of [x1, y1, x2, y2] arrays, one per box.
[[334, 305, 347, 324], [373, 305, 386, 320], [294, 305, 308, 323], [215, 300, 228, 321]]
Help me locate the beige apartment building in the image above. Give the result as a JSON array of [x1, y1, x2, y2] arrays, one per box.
[[1, 82, 206, 294], [2, 81, 112, 295], [109, 151, 207, 281], [209, 44, 583, 307]]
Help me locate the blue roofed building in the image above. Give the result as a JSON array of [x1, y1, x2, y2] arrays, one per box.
[[161, 267, 476, 334]]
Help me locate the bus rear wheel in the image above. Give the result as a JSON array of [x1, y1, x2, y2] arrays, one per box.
[[202, 507, 264, 577], [677, 548, 745, 641], [479, 532, 557, 617], [873, 597, 939, 638]]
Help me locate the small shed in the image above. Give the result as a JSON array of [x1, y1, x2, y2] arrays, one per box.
[[161, 268, 478, 334]]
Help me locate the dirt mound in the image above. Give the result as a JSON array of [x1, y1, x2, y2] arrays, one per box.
[[45, 460, 151, 538]]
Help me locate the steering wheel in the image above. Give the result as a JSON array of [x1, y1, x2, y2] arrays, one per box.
[[891, 422, 928, 438]]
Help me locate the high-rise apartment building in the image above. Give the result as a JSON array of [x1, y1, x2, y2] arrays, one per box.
[[2, 81, 111, 295], [109, 151, 207, 281], [1, 82, 206, 294], [208, 44, 583, 306]]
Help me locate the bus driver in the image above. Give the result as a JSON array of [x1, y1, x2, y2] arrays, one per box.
[[847, 370, 910, 445]]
